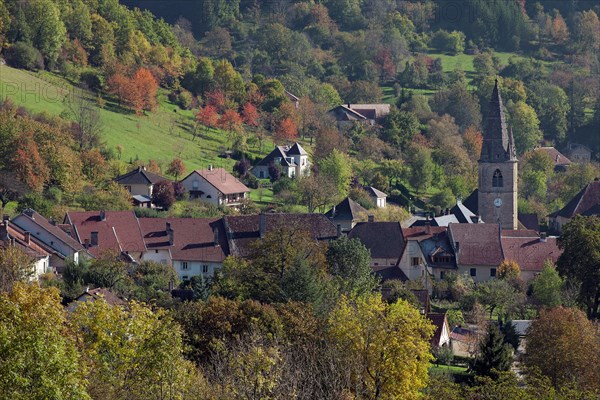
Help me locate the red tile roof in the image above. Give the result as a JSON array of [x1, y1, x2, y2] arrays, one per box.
[[501, 229, 539, 238], [501, 236, 561, 273], [553, 180, 600, 219], [448, 223, 503, 266], [65, 211, 145, 257], [0, 221, 50, 259], [76, 288, 125, 306], [139, 217, 228, 262], [187, 168, 250, 195], [15, 209, 84, 252], [402, 226, 447, 241]]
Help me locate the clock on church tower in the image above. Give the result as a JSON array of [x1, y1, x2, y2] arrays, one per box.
[[477, 80, 518, 230]]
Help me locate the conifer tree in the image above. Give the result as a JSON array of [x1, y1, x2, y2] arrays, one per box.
[[472, 323, 513, 379]]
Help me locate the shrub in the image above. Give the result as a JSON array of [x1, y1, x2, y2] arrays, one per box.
[[80, 70, 104, 92], [6, 42, 44, 71]]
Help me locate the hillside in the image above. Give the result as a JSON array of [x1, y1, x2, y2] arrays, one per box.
[[0, 65, 271, 173]]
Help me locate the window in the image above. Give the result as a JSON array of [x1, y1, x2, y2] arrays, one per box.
[[182, 275, 189, 281], [181, 261, 189, 270], [492, 169, 503, 187], [411, 257, 420, 266], [155, 250, 158, 253], [490, 268, 496, 277], [192, 180, 199, 189], [259, 171, 264, 178], [202, 265, 209, 273], [440, 271, 446, 279], [470, 268, 477, 277]]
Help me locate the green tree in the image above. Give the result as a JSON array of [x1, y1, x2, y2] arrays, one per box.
[[508, 101, 542, 154], [318, 149, 352, 199], [326, 236, 379, 297], [471, 323, 513, 379], [213, 59, 245, 103], [476, 278, 523, 319], [0, 283, 89, 399], [408, 145, 434, 194], [557, 216, 600, 319], [527, 81, 569, 144], [24, 0, 67, 65], [531, 261, 563, 308], [381, 109, 420, 149], [328, 294, 434, 399]]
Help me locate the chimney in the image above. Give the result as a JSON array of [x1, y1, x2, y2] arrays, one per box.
[[142, 166, 146, 171], [24, 231, 30, 245], [2, 215, 9, 222], [347, 103, 351, 108], [368, 215, 374, 223], [337, 224, 342, 238], [540, 232, 547, 243], [213, 226, 220, 246], [259, 213, 266, 238], [90, 231, 98, 246], [49, 218, 56, 226], [208, 164, 213, 171], [166, 222, 174, 246], [99, 210, 106, 221], [0, 221, 8, 241]]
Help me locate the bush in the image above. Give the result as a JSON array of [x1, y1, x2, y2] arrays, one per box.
[[272, 176, 295, 195], [243, 174, 259, 189], [6, 42, 44, 71], [134, 208, 165, 218], [169, 89, 195, 110], [80, 70, 104, 92]]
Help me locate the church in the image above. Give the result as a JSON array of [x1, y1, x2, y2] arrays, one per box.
[[450, 80, 519, 230]]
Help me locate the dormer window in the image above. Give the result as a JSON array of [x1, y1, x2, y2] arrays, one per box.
[[492, 169, 503, 187]]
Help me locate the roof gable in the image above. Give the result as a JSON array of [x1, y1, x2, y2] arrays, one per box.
[[115, 167, 167, 185], [326, 197, 367, 221], [501, 236, 561, 272], [556, 180, 600, 218], [186, 168, 250, 195], [12, 209, 84, 253]]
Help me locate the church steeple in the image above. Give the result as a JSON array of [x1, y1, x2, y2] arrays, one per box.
[[480, 79, 516, 162]]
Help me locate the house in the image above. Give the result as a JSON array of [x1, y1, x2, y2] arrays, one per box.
[[536, 147, 572, 172], [139, 217, 229, 281], [67, 287, 125, 312], [365, 186, 387, 208], [11, 209, 87, 270], [511, 320, 532, 353], [549, 179, 600, 233], [415, 227, 458, 281], [427, 312, 451, 348], [325, 197, 367, 232], [450, 326, 478, 357], [449, 199, 480, 224], [285, 91, 300, 108], [0, 218, 50, 278], [64, 210, 146, 260], [400, 225, 449, 284], [564, 143, 591, 163], [501, 230, 561, 281], [328, 103, 391, 129], [115, 166, 168, 202], [347, 219, 406, 277], [223, 213, 338, 257], [252, 143, 310, 179], [447, 223, 504, 283], [180, 167, 250, 207]]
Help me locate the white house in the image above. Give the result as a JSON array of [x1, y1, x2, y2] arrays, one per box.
[[365, 186, 387, 208], [139, 217, 229, 281], [252, 143, 310, 179], [181, 167, 250, 207], [12, 209, 88, 270], [0, 218, 50, 278], [114, 166, 169, 204]]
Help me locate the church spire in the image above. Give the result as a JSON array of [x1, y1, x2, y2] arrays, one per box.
[[480, 79, 515, 161]]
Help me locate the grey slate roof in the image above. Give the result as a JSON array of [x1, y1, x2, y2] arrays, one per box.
[[255, 144, 305, 167], [325, 197, 367, 221], [549, 180, 600, 218], [480, 80, 517, 162], [115, 167, 168, 185], [365, 186, 387, 198], [348, 221, 404, 260]]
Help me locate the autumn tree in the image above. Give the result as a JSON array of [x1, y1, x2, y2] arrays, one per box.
[[11, 131, 49, 192], [131, 67, 158, 113], [274, 117, 298, 143], [218, 109, 243, 135], [0, 246, 34, 292], [241, 102, 260, 127], [70, 299, 202, 399], [557, 216, 600, 319], [167, 158, 186, 180], [196, 104, 219, 136], [152, 180, 176, 210], [0, 283, 89, 399], [524, 307, 600, 391], [498, 259, 521, 281], [328, 294, 434, 399], [80, 148, 106, 183], [463, 125, 483, 161]]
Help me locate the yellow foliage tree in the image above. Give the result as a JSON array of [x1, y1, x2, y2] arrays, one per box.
[[328, 294, 435, 399]]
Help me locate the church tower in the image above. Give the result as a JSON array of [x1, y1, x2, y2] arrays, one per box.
[[478, 80, 518, 230]]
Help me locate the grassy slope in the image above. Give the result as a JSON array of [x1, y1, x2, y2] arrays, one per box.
[[0, 65, 274, 174]]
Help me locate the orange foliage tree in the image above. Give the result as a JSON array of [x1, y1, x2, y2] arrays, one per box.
[[463, 125, 483, 161], [274, 118, 298, 143], [241, 102, 260, 127], [166, 158, 186, 180], [218, 109, 243, 134], [11, 132, 49, 192], [80, 149, 106, 183], [196, 105, 219, 130], [107, 68, 158, 114]]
